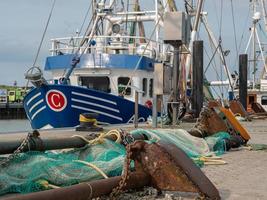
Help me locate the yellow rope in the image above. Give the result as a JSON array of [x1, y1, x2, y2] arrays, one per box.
[[71, 135, 92, 143], [235, 113, 242, 117], [72, 129, 122, 145], [37, 179, 60, 189], [79, 115, 97, 125], [74, 160, 108, 179], [197, 156, 227, 165]]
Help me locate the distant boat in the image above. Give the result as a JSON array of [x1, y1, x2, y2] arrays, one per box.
[[208, 0, 267, 112]]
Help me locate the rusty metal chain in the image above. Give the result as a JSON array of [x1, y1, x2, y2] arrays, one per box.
[[193, 107, 210, 133], [0, 132, 32, 167], [109, 144, 132, 199], [119, 129, 135, 146]]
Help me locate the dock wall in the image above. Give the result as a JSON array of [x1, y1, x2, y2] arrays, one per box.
[[0, 103, 27, 119]]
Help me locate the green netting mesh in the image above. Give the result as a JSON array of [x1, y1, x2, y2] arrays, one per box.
[[131, 129, 230, 158], [0, 139, 125, 195], [0, 129, 230, 195]]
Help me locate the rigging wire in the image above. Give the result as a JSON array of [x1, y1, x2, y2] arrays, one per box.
[[60, 6, 96, 79], [25, 0, 57, 90], [230, 0, 239, 67], [219, 0, 223, 37], [219, 0, 224, 99], [211, 0, 221, 33], [204, 44, 220, 74], [33, 0, 57, 67], [77, 2, 93, 37], [125, 0, 130, 32], [237, 4, 251, 57], [204, 38, 217, 72], [210, 85, 221, 99], [259, 23, 267, 39], [204, 46, 221, 84]]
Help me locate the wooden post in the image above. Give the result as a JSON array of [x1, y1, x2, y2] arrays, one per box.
[[239, 54, 248, 111], [134, 91, 139, 128], [172, 47, 180, 125], [192, 40, 203, 118]]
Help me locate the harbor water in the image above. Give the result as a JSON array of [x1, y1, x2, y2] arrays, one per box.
[[0, 119, 31, 133]]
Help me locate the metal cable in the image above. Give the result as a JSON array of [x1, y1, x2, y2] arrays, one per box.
[[25, 0, 57, 90], [33, 0, 57, 67], [77, 1, 93, 37], [237, 4, 251, 56], [204, 44, 220, 74], [219, 0, 223, 37], [230, 0, 239, 67], [203, 46, 220, 80], [125, 0, 130, 31]]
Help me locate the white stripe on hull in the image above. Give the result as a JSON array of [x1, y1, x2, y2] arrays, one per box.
[[72, 98, 120, 113], [31, 106, 46, 120], [72, 91, 117, 105], [29, 99, 44, 113], [26, 92, 41, 106], [71, 105, 123, 121]]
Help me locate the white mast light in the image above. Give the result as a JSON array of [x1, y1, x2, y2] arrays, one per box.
[[253, 12, 261, 20]]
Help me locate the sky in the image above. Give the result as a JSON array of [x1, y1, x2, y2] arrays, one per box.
[[0, 0, 264, 86]]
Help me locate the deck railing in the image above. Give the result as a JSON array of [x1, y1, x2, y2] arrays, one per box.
[[50, 35, 172, 61]]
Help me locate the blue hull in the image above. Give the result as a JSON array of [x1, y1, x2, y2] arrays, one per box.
[[23, 84, 152, 129]]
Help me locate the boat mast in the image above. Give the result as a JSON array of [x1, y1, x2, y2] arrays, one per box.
[[184, 0, 204, 81], [260, 0, 267, 31], [253, 0, 257, 89], [245, 0, 267, 84], [155, 0, 159, 59]]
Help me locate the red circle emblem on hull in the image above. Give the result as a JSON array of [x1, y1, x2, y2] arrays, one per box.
[[46, 90, 67, 112]]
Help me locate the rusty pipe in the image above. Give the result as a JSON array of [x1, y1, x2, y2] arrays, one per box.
[[4, 172, 150, 200], [0, 131, 146, 155]]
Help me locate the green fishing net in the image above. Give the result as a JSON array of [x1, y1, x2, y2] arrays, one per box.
[[0, 129, 230, 195], [0, 139, 125, 195], [131, 129, 230, 157]]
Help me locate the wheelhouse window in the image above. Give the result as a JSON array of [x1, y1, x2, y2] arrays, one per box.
[[261, 96, 267, 105], [142, 78, 147, 97], [79, 76, 111, 93], [149, 79, 153, 98], [118, 77, 131, 95]]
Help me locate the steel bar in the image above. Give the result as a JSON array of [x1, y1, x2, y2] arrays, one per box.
[[3, 172, 149, 200]]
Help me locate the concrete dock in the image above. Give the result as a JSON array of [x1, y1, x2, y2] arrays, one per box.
[[0, 120, 266, 200], [202, 120, 267, 200]]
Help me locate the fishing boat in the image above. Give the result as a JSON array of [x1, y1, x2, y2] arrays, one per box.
[[23, 0, 180, 129]]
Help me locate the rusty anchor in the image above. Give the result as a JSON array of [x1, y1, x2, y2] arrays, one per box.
[[4, 140, 220, 200], [130, 141, 220, 199]]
